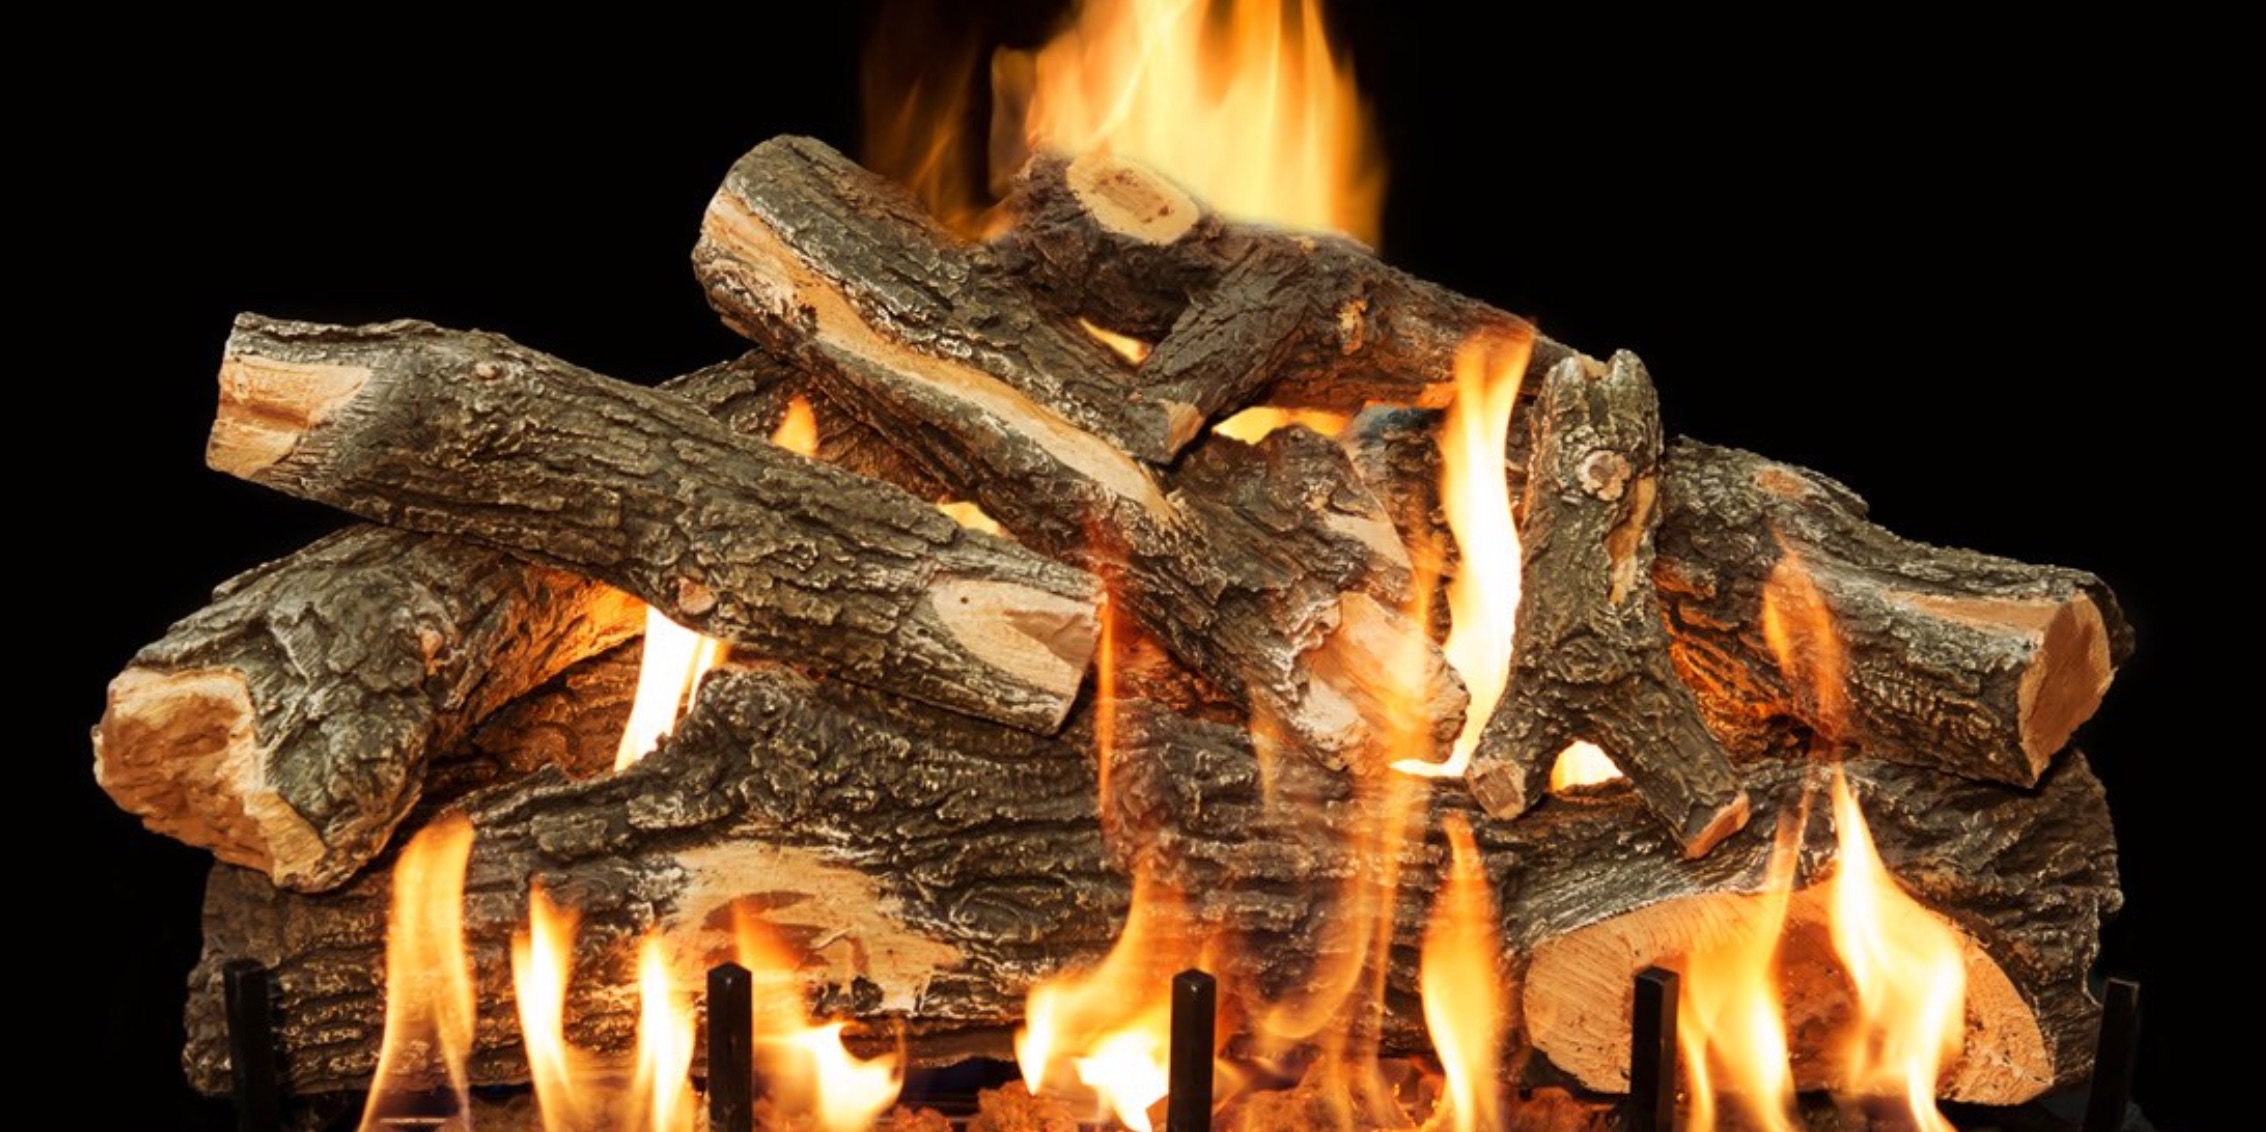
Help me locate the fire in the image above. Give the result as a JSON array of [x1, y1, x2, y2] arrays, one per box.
[[736, 910, 905, 1132], [1418, 813, 1505, 1132], [1016, 870, 1198, 1131], [1394, 331, 1530, 779], [631, 934, 699, 1132], [358, 814, 477, 1131], [510, 883, 586, 1131], [1000, 0, 1384, 244], [1547, 740, 1625, 792], [1826, 769, 1967, 1129], [1211, 405, 1350, 443], [1080, 317, 1155, 365], [772, 393, 820, 456], [1676, 814, 1804, 1132], [1760, 538, 1848, 737]]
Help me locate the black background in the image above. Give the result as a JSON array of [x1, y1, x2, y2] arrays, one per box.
[[34, 6, 2227, 1128]]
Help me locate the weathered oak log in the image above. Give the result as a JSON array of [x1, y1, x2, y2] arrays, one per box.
[[188, 679, 2110, 1107], [92, 525, 643, 892], [696, 137, 1464, 768], [1653, 442, 2130, 785], [1465, 352, 1749, 857], [993, 151, 1572, 417], [211, 314, 1102, 734], [1340, 414, 2129, 785]]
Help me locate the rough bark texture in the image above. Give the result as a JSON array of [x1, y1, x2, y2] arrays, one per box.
[[92, 525, 642, 892], [1654, 442, 2131, 783], [993, 151, 1572, 416], [1465, 352, 1750, 857], [211, 313, 1102, 734], [189, 681, 2111, 1107], [696, 137, 1464, 769]]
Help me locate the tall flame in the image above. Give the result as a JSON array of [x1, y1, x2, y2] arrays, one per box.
[[1676, 815, 1804, 1132], [1419, 813, 1505, 1132], [1395, 331, 1530, 779], [631, 934, 698, 1132], [510, 883, 586, 1131], [1760, 537, 1848, 739], [1001, 0, 1384, 244], [358, 814, 477, 1132], [735, 910, 905, 1132], [1826, 770, 1967, 1129]]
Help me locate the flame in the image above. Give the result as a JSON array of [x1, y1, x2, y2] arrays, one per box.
[[1080, 317, 1155, 365], [734, 910, 905, 1132], [630, 934, 698, 1132], [1001, 0, 1384, 244], [1016, 870, 1197, 1131], [1547, 740, 1625, 793], [773, 394, 820, 457], [1760, 538, 1848, 738], [1676, 814, 1804, 1132], [510, 883, 587, 1131], [1826, 770, 1967, 1129], [1419, 813, 1505, 1132], [1211, 405, 1350, 443], [1395, 332, 1531, 779], [358, 814, 477, 1131], [938, 499, 1006, 536]]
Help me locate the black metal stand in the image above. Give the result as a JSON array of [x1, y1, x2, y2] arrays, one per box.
[[2081, 977, 2140, 1132], [1167, 969, 1217, 1132], [1629, 966, 1679, 1132], [708, 963, 756, 1132], [223, 959, 282, 1132]]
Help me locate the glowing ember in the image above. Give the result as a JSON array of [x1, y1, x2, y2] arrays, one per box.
[[1419, 813, 1505, 1132], [1676, 814, 1804, 1132], [1017, 870, 1195, 1130], [358, 814, 476, 1131], [1826, 769, 1967, 1129], [631, 934, 698, 1132], [938, 499, 1006, 536], [1547, 739, 1625, 792], [1395, 331, 1531, 779], [1211, 405, 1351, 443], [773, 393, 821, 457], [1002, 0, 1384, 244], [509, 883, 586, 1131]]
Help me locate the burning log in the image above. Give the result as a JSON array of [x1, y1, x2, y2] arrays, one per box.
[[696, 136, 1465, 767], [97, 349, 941, 893], [210, 313, 1104, 734], [1654, 441, 2130, 785], [1464, 351, 1749, 857], [992, 151, 1570, 416], [187, 675, 2111, 1107], [92, 526, 643, 892]]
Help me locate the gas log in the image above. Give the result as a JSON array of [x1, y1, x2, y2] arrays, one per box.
[[185, 664, 2115, 1106], [117, 133, 2135, 1112]]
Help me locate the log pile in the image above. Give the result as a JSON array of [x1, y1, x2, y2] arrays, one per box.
[[90, 136, 2131, 1110]]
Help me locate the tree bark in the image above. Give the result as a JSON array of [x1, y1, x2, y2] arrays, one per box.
[[1653, 441, 2131, 784], [187, 676, 2111, 1107], [1465, 352, 1749, 857], [696, 141, 1465, 769], [210, 313, 1102, 735]]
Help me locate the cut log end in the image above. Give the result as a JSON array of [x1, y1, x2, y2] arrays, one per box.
[[1066, 151, 1200, 245], [928, 573, 1105, 728], [1524, 885, 2055, 1105], [2020, 595, 2114, 769], [93, 666, 319, 881], [207, 353, 370, 478]]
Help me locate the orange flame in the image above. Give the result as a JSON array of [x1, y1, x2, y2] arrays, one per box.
[[1760, 538, 1848, 738], [1001, 0, 1385, 244], [735, 911, 905, 1132], [630, 934, 698, 1132], [1395, 332, 1530, 779], [1419, 813, 1505, 1132], [510, 883, 587, 1131], [772, 394, 820, 457], [1826, 770, 1967, 1129], [1080, 317, 1155, 365], [1016, 870, 1198, 1132], [1675, 812, 1804, 1132], [358, 814, 476, 1131], [1547, 740, 1625, 793], [1211, 406, 1350, 443]]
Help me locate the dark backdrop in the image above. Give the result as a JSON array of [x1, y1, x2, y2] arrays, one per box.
[[35, 7, 2225, 1128]]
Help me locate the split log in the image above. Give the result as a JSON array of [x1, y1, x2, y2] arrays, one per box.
[[1653, 441, 2131, 785], [188, 680, 2110, 1106], [1464, 352, 1749, 857], [993, 151, 1572, 417], [696, 137, 1464, 768], [92, 525, 642, 892], [210, 313, 1103, 734], [1339, 417, 2130, 784]]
